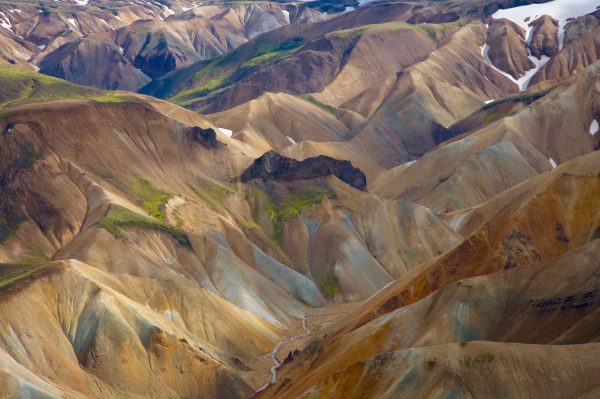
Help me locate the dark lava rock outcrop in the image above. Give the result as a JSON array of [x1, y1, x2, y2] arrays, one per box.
[[240, 151, 367, 191], [528, 15, 559, 59], [185, 126, 219, 149], [486, 18, 534, 79]]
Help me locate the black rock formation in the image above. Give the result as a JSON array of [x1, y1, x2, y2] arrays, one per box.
[[240, 151, 367, 191], [185, 126, 219, 149]]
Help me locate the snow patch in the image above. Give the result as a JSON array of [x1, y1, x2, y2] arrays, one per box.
[[119, 46, 124, 54], [0, 12, 12, 30], [492, 0, 600, 51], [286, 136, 296, 144], [75, 0, 89, 5], [480, 43, 549, 90], [549, 157, 557, 168], [218, 127, 232, 137], [9, 9, 22, 14], [485, 99, 495, 104], [281, 9, 290, 23], [590, 119, 599, 136], [67, 18, 79, 29], [486, 0, 599, 90], [161, 5, 175, 17]]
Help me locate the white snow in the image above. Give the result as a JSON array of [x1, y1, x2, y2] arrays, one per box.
[[492, 0, 600, 50], [481, 42, 549, 90], [161, 5, 175, 17], [281, 9, 290, 24], [9, 9, 22, 14], [119, 46, 124, 54], [218, 127, 233, 138], [0, 12, 12, 30], [590, 119, 599, 136], [75, 0, 89, 5], [286, 136, 296, 144], [485, 99, 495, 104], [549, 157, 558, 168], [37, 44, 46, 50], [67, 18, 79, 29], [485, 0, 600, 90]]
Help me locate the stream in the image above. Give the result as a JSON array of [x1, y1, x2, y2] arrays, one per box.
[[256, 317, 311, 393]]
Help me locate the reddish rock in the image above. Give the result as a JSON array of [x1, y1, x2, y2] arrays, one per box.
[[564, 15, 600, 45], [486, 18, 535, 79], [530, 26, 600, 85], [528, 15, 559, 59]]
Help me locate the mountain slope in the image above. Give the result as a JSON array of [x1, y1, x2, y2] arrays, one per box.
[[257, 149, 600, 398], [0, 65, 466, 397]]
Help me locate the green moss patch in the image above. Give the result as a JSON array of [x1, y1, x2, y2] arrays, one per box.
[[462, 352, 495, 368], [0, 65, 96, 107], [241, 186, 333, 247], [0, 65, 137, 108], [129, 177, 173, 222], [171, 38, 305, 106], [90, 93, 140, 104], [300, 95, 337, 115], [272, 188, 334, 220], [99, 204, 191, 248], [483, 112, 506, 125], [482, 88, 552, 111], [0, 262, 50, 289], [239, 38, 305, 71], [322, 275, 341, 299], [268, 188, 334, 246], [192, 177, 235, 208], [475, 352, 495, 363]]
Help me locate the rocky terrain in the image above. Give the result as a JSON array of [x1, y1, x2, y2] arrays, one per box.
[[1, 0, 600, 398], [240, 151, 367, 191], [0, 0, 324, 90]]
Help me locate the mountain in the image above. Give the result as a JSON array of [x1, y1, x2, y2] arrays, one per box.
[[1, 0, 600, 398], [0, 64, 463, 396], [0, 1, 324, 90], [38, 3, 324, 90]]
